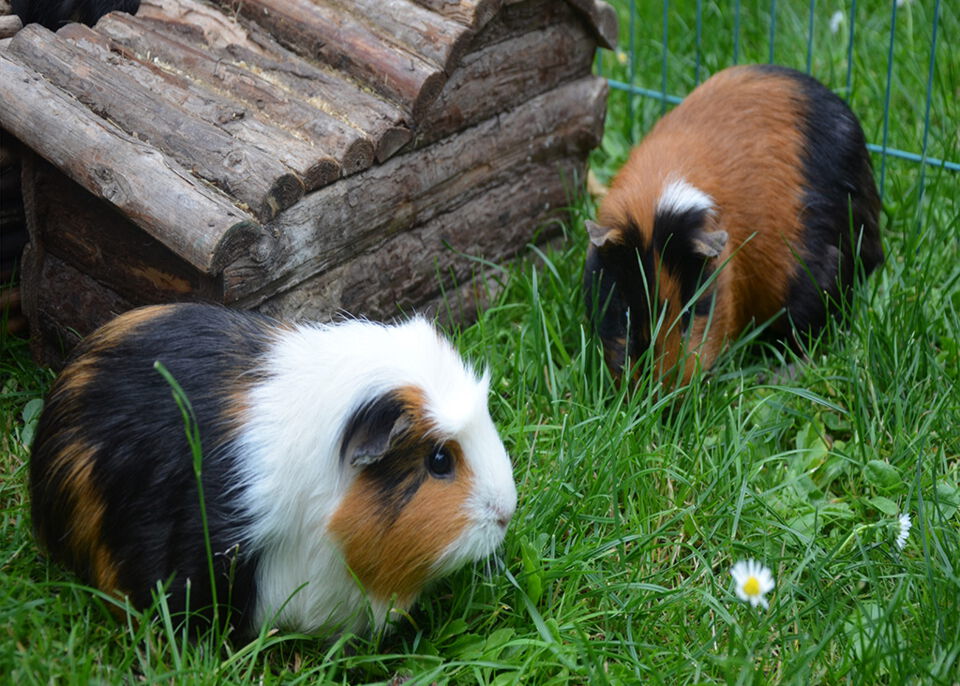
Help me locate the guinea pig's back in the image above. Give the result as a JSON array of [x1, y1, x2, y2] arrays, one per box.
[[29, 304, 278, 625], [603, 64, 881, 331]]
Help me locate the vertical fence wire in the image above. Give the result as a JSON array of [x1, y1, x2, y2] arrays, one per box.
[[695, 0, 703, 85], [661, 0, 669, 114], [627, 0, 636, 127], [845, 0, 857, 98], [732, 0, 741, 64], [805, 0, 816, 73], [878, 0, 899, 198], [768, 0, 777, 63], [918, 0, 942, 200]]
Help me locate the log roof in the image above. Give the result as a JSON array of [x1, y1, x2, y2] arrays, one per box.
[[0, 0, 616, 277]]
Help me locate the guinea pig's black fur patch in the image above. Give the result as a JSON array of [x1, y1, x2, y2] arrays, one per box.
[[653, 205, 719, 331], [756, 65, 883, 337], [340, 392, 409, 467], [584, 224, 658, 373], [340, 390, 441, 523], [585, 205, 718, 373], [30, 304, 273, 634], [12, 0, 140, 29]]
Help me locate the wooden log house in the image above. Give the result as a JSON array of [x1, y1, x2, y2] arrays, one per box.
[[0, 0, 616, 366]]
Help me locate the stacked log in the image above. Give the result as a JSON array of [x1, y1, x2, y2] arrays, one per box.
[[0, 0, 615, 365]]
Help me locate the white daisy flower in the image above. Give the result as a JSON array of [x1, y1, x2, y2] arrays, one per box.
[[895, 512, 911, 550], [730, 560, 775, 609]]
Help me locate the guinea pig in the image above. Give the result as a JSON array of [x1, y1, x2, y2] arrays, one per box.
[[584, 64, 883, 386], [12, 0, 140, 30], [29, 303, 517, 636]]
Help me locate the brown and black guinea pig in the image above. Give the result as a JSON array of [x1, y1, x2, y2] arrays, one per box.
[[29, 303, 517, 637], [584, 64, 883, 386]]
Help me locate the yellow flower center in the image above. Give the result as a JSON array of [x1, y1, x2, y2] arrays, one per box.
[[743, 576, 761, 596]]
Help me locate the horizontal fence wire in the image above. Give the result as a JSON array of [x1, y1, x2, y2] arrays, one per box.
[[598, 0, 960, 190]]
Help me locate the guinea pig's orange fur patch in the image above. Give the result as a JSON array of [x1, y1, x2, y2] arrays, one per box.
[[392, 386, 440, 443], [86, 305, 173, 351], [600, 65, 809, 385], [54, 440, 124, 603], [327, 387, 475, 607], [52, 357, 98, 405]]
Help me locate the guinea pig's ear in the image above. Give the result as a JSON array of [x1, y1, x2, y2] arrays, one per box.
[[340, 393, 412, 467], [690, 229, 728, 259], [654, 178, 727, 262], [585, 220, 616, 248]]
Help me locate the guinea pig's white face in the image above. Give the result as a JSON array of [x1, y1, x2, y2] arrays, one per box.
[[322, 323, 516, 615]]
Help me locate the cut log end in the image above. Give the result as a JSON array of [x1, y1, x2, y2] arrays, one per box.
[[411, 70, 447, 121], [262, 172, 305, 219], [566, 0, 618, 50], [375, 127, 412, 164], [340, 136, 375, 177], [303, 156, 341, 191], [444, 27, 476, 74], [210, 219, 278, 274]]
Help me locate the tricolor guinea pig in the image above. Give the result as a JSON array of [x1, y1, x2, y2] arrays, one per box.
[[12, 0, 139, 30], [584, 64, 883, 385], [29, 303, 517, 636]]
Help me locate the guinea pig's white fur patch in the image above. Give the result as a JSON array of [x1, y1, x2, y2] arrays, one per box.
[[656, 177, 715, 217], [233, 317, 516, 633]]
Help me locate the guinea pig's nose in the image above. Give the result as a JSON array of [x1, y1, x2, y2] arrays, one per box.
[[492, 502, 514, 529]]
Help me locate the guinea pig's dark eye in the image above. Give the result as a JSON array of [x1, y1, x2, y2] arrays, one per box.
[[427, 445, 454, 478]]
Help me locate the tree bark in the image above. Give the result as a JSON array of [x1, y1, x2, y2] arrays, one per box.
[[408, 0, 501, 30], [255, 155, 582, 322], [413, 10, 596, 148], [136, 0, 412, 163]]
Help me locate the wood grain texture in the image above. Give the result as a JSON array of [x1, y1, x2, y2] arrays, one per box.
[[137, 0, 412, 163], [255, 155, 583, 322], [217, 0, 446, 117], [0, 49, 269, 275], [25, 249, 135, 368], [227, 76, 607, 305], [564, 0, 618, 49], [9, 24, 304, 221], [413, 5, 596, 148], [25, 154, 220, 305], [59, 23, 341, 190], [408, 0, 501, 30], [333, 0, 474, 72], [0, 13, 21, 38], [96, 13, 375, 178]]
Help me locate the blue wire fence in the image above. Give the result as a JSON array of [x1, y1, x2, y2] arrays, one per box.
[[596, 0, 958, 202]]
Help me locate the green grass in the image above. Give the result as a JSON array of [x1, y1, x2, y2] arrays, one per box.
[[2, 0, 960, 683]]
